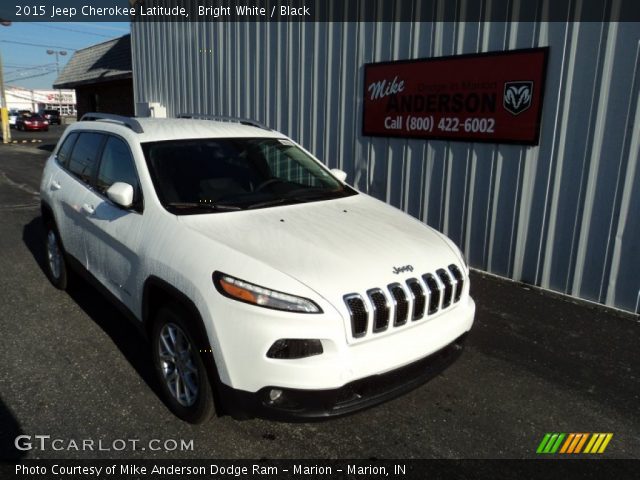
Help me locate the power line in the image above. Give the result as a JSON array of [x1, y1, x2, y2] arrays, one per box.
[[5, 63, 56, 71], [6, 69, 56, 82], [5, 68, 56, 79], [0, 40, 77, 51], [26, 24, 113, 39]]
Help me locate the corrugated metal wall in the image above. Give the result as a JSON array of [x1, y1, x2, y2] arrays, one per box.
[[131, 16, 640, 314]]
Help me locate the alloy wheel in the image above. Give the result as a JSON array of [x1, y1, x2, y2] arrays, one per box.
[[158, 322, 200, 407], [46, 230, 62, 280]]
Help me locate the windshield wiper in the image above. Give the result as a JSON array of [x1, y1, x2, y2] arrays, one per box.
[[166, 202, 242, 212], [285, 188, 344, 202], [245, 198, 290, 210], [245, 192, 339, 210]]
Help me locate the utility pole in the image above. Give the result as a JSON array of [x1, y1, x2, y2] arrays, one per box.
[[1, 20, 11, 144], [47, 50, 67, 115]]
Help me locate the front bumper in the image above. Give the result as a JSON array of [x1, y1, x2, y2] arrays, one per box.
[[219, 333, 467, 420], [204, 283, 475, 394]]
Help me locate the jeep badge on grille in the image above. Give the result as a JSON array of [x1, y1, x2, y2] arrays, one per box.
[[392, 265, 414, 275]]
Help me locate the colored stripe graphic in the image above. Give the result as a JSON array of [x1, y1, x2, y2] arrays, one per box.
[[584, 433, 614, 454], [550, 434, 565, 453], [536, 434, 552, 454], [537, 433, 613, 454], [573, 433, 589, 453], [598, 434, 614, 453], [537, 433, 565, 454], [559, 433, 575, 453]]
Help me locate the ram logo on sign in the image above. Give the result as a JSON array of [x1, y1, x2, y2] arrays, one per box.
[[503, 81, 533, 115]]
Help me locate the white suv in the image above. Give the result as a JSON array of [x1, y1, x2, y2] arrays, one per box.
[[40, 113, 475, 423]]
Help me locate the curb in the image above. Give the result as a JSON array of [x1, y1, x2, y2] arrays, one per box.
[[8, 139, 44, 144]]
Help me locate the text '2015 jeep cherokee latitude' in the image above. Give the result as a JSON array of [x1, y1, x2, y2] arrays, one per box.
[[40, 113, 475, 423]]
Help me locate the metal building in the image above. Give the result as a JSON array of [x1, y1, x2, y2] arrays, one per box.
[[131, 17, 640, 314]]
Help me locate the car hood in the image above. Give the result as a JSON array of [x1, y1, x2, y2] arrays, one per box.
[[178, 193, 463, 297]]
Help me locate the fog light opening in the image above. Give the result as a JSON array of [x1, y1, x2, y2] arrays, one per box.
[[269, 388, 283, 403], [266, 339, 323, 359]]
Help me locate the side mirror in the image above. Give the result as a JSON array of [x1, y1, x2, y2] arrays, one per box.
[[106, 182, 134, 208], [330, 168, 347, 183]]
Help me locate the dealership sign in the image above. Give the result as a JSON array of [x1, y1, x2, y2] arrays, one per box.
[[363, 48, 549, 145]]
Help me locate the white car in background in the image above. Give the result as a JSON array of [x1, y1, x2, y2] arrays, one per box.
[[39, 113, 475, 423], [8, 109, 19, 128]]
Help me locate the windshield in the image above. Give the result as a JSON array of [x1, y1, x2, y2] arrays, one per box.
[[142, 137, 356, 214]]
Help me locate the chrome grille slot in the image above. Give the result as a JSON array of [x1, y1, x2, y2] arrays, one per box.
[[448, 264, 464, 302], [344, 294, 368, 338], [406, 278, 426, 321], [388, 283, 409, 326], [367, 288, 390, 333], [345, 265, 465, 339], [436, 269, 453, 308], [423, 274, 440, 314]]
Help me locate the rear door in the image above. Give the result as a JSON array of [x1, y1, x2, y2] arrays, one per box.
[[51, 132, 106, 266]]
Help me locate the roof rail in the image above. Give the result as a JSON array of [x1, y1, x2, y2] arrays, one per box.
[[177, 113, 271, 131], [80, 113, 144, 134]]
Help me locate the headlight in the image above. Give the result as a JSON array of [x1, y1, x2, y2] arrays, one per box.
[[213, 272, 322, 313]]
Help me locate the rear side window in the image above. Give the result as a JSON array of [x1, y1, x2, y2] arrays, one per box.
[[56, 132, 78, 168], [67, 133, 105, 185], [96, 136, 141, 203]]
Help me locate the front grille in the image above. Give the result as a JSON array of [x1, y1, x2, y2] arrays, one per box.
[[344, 265, 466, 339], [367, 288, 390, 333], [406, 278, 426, 320], [344, 294, 368, 338], [437, 269, 453, 308], [448, 264, 464, 302], [388, 283, 409, 326], [423, 274, 440, 314]]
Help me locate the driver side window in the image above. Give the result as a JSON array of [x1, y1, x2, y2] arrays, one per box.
[[96, 136, 142, 210]]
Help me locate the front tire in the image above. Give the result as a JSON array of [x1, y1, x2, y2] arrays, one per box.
[[151, 305, 215, 424], [44, 219, 68, 290]]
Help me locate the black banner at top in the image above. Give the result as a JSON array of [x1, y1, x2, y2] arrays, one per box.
[[2, 0, 640, 23]]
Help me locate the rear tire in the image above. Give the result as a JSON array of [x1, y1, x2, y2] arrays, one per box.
[[151, 305, 215, 424], [44, 219, 68, 290]]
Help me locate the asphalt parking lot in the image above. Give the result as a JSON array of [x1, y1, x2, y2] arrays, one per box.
[[0, 131, 638, 460], [6, 124, 67, 148]]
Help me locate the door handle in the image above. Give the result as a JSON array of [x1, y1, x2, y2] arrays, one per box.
[[81, 203, 95, 215], [50, 180, 61, 191]]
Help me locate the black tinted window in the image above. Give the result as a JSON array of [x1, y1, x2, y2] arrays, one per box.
[[96, 137, 139, 197], [67, 133, 104, 184], [56, 132, 78, 168], [143, 138, 355, 214]]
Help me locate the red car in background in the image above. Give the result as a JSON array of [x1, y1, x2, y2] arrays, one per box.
[[16, 113, 49, 132]]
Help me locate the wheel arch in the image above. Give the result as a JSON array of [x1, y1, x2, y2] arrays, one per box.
[[143, 276, 203, 335], [142, 276, 227, 415], [40, 200, 66, 253], [40, 200, 55, 224]]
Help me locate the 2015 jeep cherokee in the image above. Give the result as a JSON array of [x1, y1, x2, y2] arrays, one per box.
[[40, 113, 475, 423]]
